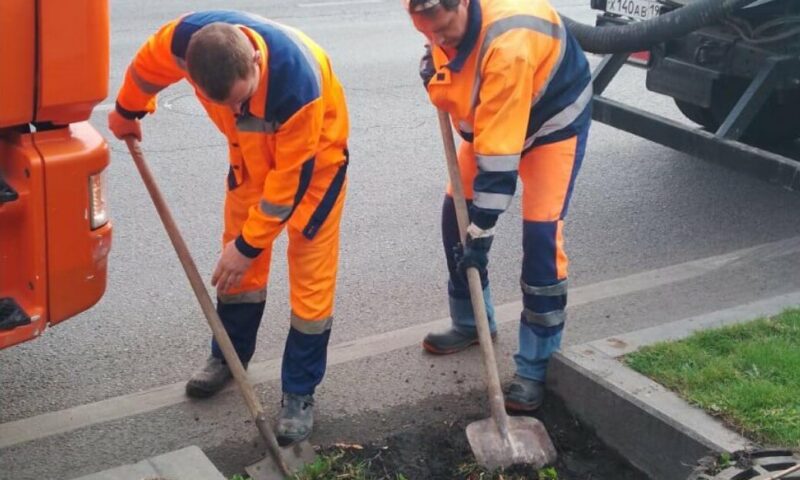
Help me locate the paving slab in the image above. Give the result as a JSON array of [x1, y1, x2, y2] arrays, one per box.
[[548, 291, 800, 480], [72, 445, 225, 480]]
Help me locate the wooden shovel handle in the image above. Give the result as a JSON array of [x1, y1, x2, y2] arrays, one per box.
[[436, 111, 511, 436], [765, 463, 800, 480], [124, 137, 291, 477]]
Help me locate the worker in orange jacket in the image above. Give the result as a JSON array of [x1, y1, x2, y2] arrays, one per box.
[[107, 10, 349, 446], [405, 0, 591, 411]]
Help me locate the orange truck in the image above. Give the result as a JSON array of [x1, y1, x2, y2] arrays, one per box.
[[0, 0, 111, 349]]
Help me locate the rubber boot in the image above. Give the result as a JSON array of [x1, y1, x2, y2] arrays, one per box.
[[185, 356, 239, 399], [422, 328, 497, 354], [423, 286, 497, 354], [504, 374, 546, 412], [276, 392, 314, 446]]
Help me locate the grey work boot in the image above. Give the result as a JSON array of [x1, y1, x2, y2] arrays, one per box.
[[185, 356, 234, 399], [504, 375, 545, 412], [422, 328, 497, 355], [276, 393, 314, 446]]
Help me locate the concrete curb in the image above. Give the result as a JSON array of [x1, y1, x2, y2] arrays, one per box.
[[548, 291, 800, 480], [71, 445, 225, 480]]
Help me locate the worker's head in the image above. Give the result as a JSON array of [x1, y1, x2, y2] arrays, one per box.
[[405, 0, 469, 50], [186, 23, 261, 115]]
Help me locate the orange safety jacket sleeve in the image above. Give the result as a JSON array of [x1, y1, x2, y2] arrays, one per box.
[[115, 20, 185, 119], [235, 98, 324, 257], [470, 31, 537, 230]]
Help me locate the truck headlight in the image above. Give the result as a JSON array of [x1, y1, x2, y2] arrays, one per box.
[[89, 172, 108, 229]]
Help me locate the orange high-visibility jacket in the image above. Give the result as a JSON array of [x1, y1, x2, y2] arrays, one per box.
[[424, 0, 591, 230], [115, 10, 349, 254]]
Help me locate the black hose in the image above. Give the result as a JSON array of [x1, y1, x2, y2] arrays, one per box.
[[562, 0, 759, 54]]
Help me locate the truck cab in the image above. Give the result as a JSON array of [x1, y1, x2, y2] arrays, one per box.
[[0, 0, 111, 349]]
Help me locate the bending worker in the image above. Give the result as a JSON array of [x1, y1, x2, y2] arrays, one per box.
[[405, 0, 591, 411], [108, 10, 349, 446]]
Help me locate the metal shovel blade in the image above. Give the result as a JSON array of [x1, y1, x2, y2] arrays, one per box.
[[466, 415, 557, 470], [245, 440, 317, 480]]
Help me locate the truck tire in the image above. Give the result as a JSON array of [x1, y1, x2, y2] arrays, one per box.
[[674, 100, 718, 131], [675, 78, 800, 145], [686, 449, 800, 480]]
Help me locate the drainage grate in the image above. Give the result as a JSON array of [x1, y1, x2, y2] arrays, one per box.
[[688, 450, 800, 480]]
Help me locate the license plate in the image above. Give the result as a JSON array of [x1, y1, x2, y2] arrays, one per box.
[[605, 0, 662, 21]]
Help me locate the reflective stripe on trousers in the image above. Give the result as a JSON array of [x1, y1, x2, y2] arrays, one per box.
[[440, 131, 588, 382], [516, 131, 587, 381], [213, 161, 347, 394]]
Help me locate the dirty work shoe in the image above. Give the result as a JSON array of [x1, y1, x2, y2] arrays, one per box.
[[276, 393, 314, 446], [185, 356, 234, 399], [422, 328, 497, 355], [504, 375, 545, 412]]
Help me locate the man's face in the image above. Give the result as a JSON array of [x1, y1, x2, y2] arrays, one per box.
[[224, 55, 260, 116], [201, 50, 261, 116], [410, 0, 469, 50]]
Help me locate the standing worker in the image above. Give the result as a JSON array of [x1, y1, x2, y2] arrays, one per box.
[[107, 10, 349, 446], [405, 0, 591, 411]]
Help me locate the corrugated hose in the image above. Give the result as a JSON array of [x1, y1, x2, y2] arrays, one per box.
[[562, 0, 761, 53]]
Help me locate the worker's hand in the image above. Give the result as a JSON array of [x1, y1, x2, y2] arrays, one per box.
[[211, 241, 254, 295], [455, 225, 494, 279], [419, 44, 435, 88], [107, 109, 142, 141]]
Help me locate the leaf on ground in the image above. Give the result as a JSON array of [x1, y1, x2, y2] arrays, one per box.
[[332, 442, 364, 450]]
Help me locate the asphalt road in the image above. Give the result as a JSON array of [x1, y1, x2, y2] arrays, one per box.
[[2, 0, 800, 478]]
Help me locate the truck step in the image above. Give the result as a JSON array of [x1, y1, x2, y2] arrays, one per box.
[[0, 175, 19, 204], [0, 298, 31, 330]]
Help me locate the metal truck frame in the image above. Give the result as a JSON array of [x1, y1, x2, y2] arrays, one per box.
[[582, 0, 800, 190]]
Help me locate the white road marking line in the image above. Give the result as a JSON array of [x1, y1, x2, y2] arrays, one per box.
[[299, 0, 382, 7], [2, 235, 800, 449]]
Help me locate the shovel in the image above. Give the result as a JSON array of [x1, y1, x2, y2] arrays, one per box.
[[124, 138, 315, 480], [435, 111, 558, 470]]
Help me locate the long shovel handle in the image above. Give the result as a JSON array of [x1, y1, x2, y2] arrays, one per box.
[[435, 111, 511, 437], [124, 137, 291, 477], [765, 463, 800, 480]]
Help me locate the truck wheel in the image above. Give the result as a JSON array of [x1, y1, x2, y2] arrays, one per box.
[[674, 100, 718, 131], [674, 79, 800, 145], [686, 449, 800, 480]]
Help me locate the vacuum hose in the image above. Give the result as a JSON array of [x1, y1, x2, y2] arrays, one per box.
[[562, 0, 758, 54]]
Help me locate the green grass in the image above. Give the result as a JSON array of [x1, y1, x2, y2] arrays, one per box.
[[537, 466, 559, 480], [456, 461, 555, 480], [625, 308, 800, 447], [269, 448, 409, 480], [290, 449, 394, 480]]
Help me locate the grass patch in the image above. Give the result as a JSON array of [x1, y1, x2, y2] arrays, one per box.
[[290, 448, 407, 480], [625, 308, 800, 447]]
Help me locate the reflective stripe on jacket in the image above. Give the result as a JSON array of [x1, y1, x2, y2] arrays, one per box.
[[425, 0, 591, 229], [115, 10, 349, 250]]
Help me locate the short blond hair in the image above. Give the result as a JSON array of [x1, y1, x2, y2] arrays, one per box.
[[186, 23, 253, 101]]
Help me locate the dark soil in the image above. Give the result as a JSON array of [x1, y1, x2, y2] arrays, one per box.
[[213, 387, 649, 479], [313, 396, 648, 480]]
